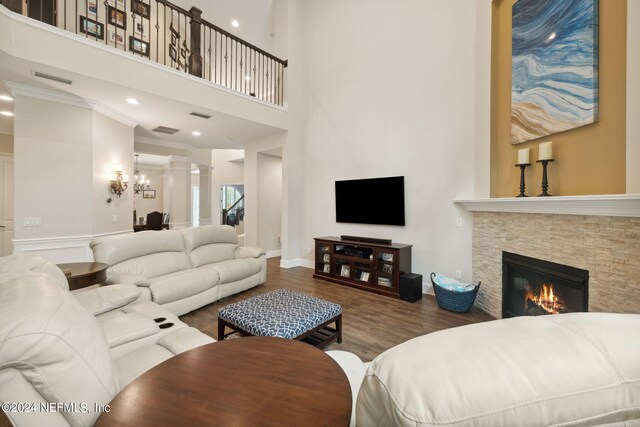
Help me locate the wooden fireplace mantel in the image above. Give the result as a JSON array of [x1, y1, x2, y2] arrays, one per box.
[[453, 194, 640, 218]]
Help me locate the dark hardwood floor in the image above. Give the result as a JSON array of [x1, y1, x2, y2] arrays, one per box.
[[180, 257, 495, 361]]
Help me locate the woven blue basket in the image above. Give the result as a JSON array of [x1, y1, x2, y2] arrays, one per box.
[[431, 273, 480, 313]]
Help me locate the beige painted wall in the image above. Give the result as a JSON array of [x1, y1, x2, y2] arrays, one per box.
[[0, 133, 13, 153], [491, 0, 627, 197]]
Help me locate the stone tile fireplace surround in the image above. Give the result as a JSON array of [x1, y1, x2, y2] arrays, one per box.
[[457, 196, 640, 318]]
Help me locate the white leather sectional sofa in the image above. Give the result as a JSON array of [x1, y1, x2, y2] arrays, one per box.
[[343, 312, 640, 426], [0, 253, 215, 427], [90, 225, 267, 315]]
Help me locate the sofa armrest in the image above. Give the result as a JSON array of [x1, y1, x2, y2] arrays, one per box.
[[106, 272, 151, 287], [235, 246, 266, 259], [72, 284, 142, 316]]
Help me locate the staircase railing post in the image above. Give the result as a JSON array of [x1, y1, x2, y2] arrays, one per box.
[[188, 6, 203, 78]]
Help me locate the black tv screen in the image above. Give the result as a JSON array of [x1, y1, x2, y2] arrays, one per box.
[[335, 176, 405, 226]]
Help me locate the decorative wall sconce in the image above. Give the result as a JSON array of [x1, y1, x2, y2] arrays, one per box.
[[109, 168, 129, 197]]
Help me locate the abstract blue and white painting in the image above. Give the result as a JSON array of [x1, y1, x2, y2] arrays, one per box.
[[511, 0, 598, 144]]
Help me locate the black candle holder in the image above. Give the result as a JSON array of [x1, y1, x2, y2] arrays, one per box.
[[515, 163, 530, 197], [536, 159, 555, 197]]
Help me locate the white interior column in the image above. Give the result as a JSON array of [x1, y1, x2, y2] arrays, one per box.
[[167, 156, 191, 229], [199, 165, 213, 226]]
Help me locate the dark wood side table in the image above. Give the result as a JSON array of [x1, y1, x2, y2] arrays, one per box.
[[56, 262, 108, 291], [96, 337, 352, 427]]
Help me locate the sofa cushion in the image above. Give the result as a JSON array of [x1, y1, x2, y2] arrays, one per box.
[[148, 268, 219, 305], [204, 258, 263, 285], [108, 251, 192, 280], [91, 231, 192, 278], [356, 313, 640, 427], [0, 272, 117, 427], [181, 225, 239, 267], [100, 313, 161, 348], [0, 253, 69, 290], [72, 284, 141, 315]]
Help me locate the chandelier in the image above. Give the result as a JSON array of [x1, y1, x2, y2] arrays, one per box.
[[133, 154, 151, 194]]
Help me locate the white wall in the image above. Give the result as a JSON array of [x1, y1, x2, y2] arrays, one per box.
[[12, 90, 133, 262], [282, 0, 481, 283], [211, 149, 244, 225], [244, 133, 284, 247], [257, 153, 282, 253], [93, 112, 135, 233], [14, 95, 94, 239]]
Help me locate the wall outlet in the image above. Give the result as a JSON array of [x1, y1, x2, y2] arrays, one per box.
[[455, 269, 462, 279], [112, 214, 117, 223], [24, 217, 42, 227], [456, 218, 463, 228]]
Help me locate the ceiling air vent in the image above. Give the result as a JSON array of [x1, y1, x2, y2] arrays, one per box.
[[33, 71, 73, 85], [152, 126, 180, 135], [189, 111, 212, 120]]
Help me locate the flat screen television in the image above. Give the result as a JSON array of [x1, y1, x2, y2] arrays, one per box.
[[335, 176, 405, 226]]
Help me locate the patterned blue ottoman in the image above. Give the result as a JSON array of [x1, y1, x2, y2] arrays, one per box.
[[217, 289, 342, 349]]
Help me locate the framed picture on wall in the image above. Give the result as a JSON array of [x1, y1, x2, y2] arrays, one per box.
[[131, 0, 150, 19], [107, 5, 126, 30], [87, 1, 97, 16], [108, 29, 125, 45], [79, 16, 104, 39], [129, 36, 150, 57], [142, 190, 156, 199]]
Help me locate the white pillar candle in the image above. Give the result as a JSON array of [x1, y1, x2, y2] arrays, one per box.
[[517, 148, 530, 165], [539, 141, 553, 160]]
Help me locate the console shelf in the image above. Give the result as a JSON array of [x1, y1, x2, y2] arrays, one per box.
[[313, 236, 412, 299]]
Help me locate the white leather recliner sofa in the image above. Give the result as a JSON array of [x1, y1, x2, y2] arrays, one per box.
[[90, 225, 267, 315], [341, 313, 640, 427], [0, 264, 215, 427], [0, 253, 201, 358]]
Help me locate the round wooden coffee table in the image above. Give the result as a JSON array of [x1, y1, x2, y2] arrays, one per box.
[[96, 337, 352, 427]]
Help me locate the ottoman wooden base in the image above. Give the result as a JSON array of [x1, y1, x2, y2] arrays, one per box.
[[218, 314, 342, 349]]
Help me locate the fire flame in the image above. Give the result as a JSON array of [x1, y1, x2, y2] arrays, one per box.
[[526, 284, 564, 314]]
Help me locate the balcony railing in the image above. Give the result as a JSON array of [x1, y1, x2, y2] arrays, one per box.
[[20, 0, 287, 106]]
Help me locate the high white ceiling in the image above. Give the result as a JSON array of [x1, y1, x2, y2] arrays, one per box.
[[0, 0, 284, 152]]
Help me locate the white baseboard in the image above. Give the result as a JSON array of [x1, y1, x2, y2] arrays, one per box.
[[266, 250, 282, 259], [423, 281, 434, 295], [279, 258, 314, 269], [12, 230, 131, 263]]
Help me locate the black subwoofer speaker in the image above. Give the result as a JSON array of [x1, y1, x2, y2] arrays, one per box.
[[399, 273, 423, 302]]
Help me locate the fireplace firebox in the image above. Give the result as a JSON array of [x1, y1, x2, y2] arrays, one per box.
[[502, 252, 588, 318]]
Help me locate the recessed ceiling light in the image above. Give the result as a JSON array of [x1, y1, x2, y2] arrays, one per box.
[[126, 98, 140, 105], [0, 111, 14, 117], [231, 20, 239, 28], [0, 95, 13, 102], [245, 75, 251, 81], [192, 131, 201, 136]]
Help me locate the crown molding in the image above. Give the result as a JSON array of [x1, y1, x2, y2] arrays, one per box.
[[94, 103, 138, 128], [4, 81, 93, 109], [4, 81, 138, 127]]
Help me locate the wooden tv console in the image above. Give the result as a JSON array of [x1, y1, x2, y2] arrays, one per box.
[[313, 236, 412, 299]]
